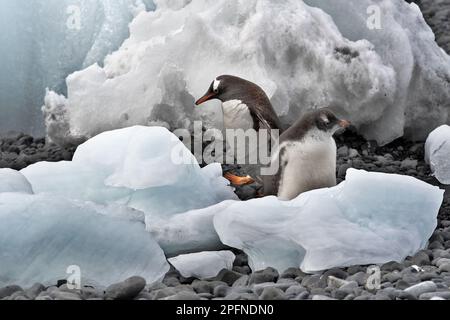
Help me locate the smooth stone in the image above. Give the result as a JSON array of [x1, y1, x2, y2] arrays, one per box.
[[248, 268, 279, 285], [280, 268, 306, 280], [293, 291, 310, 300], [51, 291, 82, 300], [381, 261, 404, 272], [383, 271, 402, 283], [285, 285, 307, 298], [150, 288, 178, 300], [232, 275, 249, 288], [225, 292, 259, 301], [412, 251, 431, 266], [346, 272, 369, 286], [439, 263, 450, 273], [404, 281, 438, 298], [301, 275, 323, 289], [105, 277, 146, 300], [211, 269, 243, 286], [213, 285, 231, 298], [419, 291, 450, 300], [312, 295, 336, 300], [397, 291, 418, 300], [164, 292, 201, 300], [259, 287, 287, 300], [327, 276, 350, 289]]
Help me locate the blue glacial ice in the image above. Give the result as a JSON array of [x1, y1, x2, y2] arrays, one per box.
[[214, 169, 444, 273], [0, 170, 169, 288]]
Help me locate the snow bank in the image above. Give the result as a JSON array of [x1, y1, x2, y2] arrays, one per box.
[[214, 169, 443, 273], [169, 251, 236, 279], [44, 0, 450, 146], [425, 125, 450, 185]]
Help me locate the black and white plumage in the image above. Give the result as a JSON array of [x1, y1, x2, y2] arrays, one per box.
[[196, 75, 282, 132], [196, 75, 283, 183], [264, 108, 350, 200]]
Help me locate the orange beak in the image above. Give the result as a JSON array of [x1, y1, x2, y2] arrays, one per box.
[[339, 119, 351, 128], [195, 93, 217, 106]]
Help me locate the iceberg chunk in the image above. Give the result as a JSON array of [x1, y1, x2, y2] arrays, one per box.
[[0, 0, 153, 136], [425, 125, 450, 185], [168, 251, 236, 279], [21, 126, 237, 255], [44, 0, 450, 146], [0, 169, 33, 194], [0, 193, 169, 288], [214, 169, 443, 273]]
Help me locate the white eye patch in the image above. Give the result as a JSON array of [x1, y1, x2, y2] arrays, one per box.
[[320, 113, 330, 124], [213, 79, 221, 91]]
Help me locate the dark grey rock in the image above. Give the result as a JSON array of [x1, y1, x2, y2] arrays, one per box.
[[150, 288, 178, 300], [280, 268, 306, 280], [346, 272, 369, 286], [211, 269, 243, 286], [105, 276, 146, 300], [285, 285, 307, 298], [232, 275, 249, 288], [248, 268, 279, 285], [259, 287, 287, 300], [419, 291, 450, 300], [164, 292, 201, 300], [412, 251, 431, 266], [381, 261, 404, 272], [383, 272, 402, 283], [293, 291, 310, 300], [404, 281, 438, 298], [301, 275, 323, 289], [213, 285, 231, 298]]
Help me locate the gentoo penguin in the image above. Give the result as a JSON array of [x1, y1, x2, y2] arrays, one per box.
[[264, 108, 350, 201], [196, 75, 283, 185]]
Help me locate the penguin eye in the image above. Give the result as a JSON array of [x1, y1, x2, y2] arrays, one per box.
[[213, 88, 219, 94]]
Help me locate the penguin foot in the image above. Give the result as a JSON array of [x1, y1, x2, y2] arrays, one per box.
[[224, 173, 255, 186]]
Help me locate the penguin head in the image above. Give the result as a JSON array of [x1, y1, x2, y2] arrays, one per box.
[[314, 108, 351, 135], [195, 75, 261, 106]]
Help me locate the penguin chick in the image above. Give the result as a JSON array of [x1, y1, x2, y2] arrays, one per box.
[[264, 108, 350, 200]]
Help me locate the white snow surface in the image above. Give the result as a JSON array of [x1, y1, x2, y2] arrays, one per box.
[[44, 0, 450, 146], [425, 125, 450, 185], [168, 251, 236, 279], [0, 193, 169, 288], [214, 169, 443, 273]]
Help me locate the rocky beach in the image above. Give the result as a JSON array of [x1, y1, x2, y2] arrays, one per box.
[[1, 0, 450, 301]]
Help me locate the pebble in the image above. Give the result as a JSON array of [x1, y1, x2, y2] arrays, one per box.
[[105, 276, 146, 300], [248, 268, 279, 285], [280, 268, 306, 280], [164, 292, 201, 300], [212, 269, 243, 286], [404, 281, 438, 298], [412, 251, 431, 266], [312, 295, 336, 300], [419, 291, 450, 300], [259, 287, 286, 300], [381, 261, 404, 272], [213, 285, 231, 298]]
